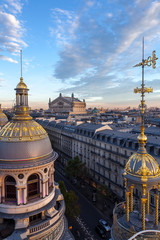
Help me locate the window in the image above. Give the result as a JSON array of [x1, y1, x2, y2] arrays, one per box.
[[27, 174, 40, 200], [29, 213, 42, 225], [55, 201, 61, 210], [5, 176, 16, 202]]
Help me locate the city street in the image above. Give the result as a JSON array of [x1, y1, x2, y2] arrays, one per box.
[[54, 170, 111, 240]]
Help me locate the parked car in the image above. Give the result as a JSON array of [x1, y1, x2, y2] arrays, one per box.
[[99, 219, 111, 232], [95, 225, 106, 238]]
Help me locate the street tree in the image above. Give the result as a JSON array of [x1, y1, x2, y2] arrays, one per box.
[[65, 156, 90, 182], [58, 180, 80, 218]]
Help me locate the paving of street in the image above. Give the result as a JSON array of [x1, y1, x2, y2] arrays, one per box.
[[55, 169, 112, 240]]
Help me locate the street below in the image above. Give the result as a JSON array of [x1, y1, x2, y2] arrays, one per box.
[[55, 169, 111, 240]]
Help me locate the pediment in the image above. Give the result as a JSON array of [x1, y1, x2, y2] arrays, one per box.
[[50, 97, 72, 107]]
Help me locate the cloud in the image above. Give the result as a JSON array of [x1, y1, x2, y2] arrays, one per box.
[[86, 96, 103, 102], [0, 55, 18, 63], [0, 0, 27, 63], [51, 0, 160, 105], [5, 0, 23, 14]]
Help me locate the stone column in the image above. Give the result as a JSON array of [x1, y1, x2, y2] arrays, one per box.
[[42, 211, 45, 220], [141, 198, 147, 230], [2, 183, 5, 203], [23, 187, 27, 204], [45, 180, 49, 196], [147, 191, 150, 215], [51, 173, 54, 187], [130, 186, 134, 212], [155, 194, 159, 226], [42, 181, 45, 198], [126, 191, 130, 222], [20, 94, 22, 105], [39, 179, 42, 198], [16, 94, 19, 105], [16, 187, 20, 205]]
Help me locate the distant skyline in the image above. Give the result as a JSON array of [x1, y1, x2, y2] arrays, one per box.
[[0, 0, 160, 109]]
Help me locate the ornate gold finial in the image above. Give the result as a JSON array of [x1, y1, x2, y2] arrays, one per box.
[[133, 37, 157, 146], [133, 50, 158, 68]]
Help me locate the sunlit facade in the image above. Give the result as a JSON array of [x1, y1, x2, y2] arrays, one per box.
[[49, 93, 86, 115], [0, 104, 8, 128]]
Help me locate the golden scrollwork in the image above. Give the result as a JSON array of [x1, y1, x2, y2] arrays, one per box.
[[134, 87, 153, 94], [133, 50, 158, 69], [125, 162, 131, 173], [136, 165, 153, 176]]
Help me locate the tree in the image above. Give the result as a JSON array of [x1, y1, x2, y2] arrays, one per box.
[[59, 180, 67, 197], [59, 180, 80, 218], [65, 156, 90, 182], [65, 190, 80, 218]]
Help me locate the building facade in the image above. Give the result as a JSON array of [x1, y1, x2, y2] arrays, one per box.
[[48, 93, 86, 115], [0, 104, 8, 128], [0, 77, 73, 239], [37, 119, 160, 204]]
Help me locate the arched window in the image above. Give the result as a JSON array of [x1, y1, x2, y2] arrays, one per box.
[[27, 174, 40, 201], [48, 169, 53, 194], [5, 176, 16, 203]]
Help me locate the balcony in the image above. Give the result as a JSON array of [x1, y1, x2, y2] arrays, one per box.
[[29, 221, 50, 234], [29, 202, 64, 235]]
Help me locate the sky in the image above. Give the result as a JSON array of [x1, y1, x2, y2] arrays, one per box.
[[0, 0, 160, 109]]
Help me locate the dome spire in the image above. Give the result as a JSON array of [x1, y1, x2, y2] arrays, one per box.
[[134, 37, 155, 150], [123, 39, 160, 231], [19, 49, 24, 85], [21, 49, 22, 78]]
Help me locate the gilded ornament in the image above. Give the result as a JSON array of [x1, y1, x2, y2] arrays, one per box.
[[125, 162, 131, 173], [23, 127, 27, 131], [133, 50, 158, 69], [136, 165, 153, 176]]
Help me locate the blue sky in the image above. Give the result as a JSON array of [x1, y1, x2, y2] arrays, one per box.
[[0, 0, 160, 109]]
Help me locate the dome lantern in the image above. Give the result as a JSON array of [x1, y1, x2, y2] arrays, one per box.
[[13, 50, 32, 121]]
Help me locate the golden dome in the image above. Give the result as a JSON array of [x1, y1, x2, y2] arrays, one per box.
[[124, 121, 160, 181], [0, 120, 47, 142], [125, 151, 160, 178], [0, 120, 53, 161], [16, 77, 28, 89]]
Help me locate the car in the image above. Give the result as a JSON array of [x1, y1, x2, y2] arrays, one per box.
[[95, 225, 106, 238], [99, 219, 111, 232]]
